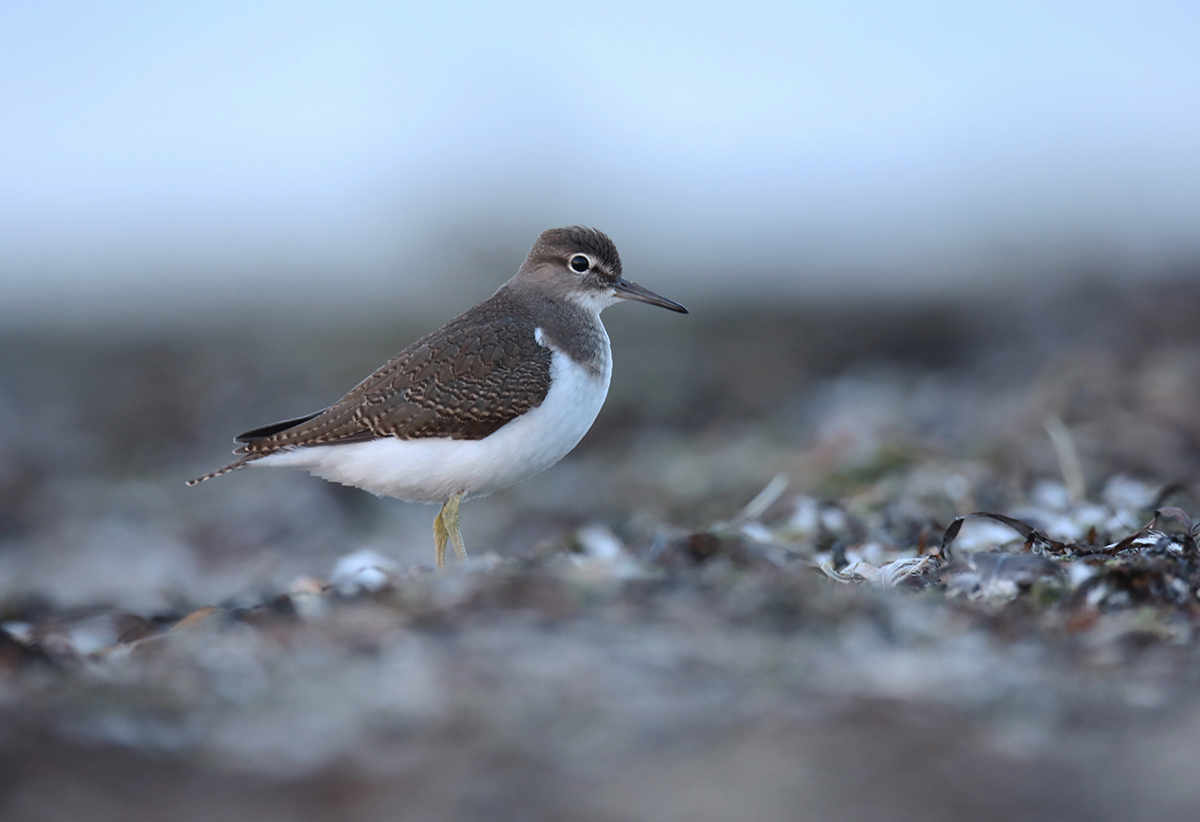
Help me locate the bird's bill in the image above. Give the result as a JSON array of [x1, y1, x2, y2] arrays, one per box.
[[613, 278, 688, 313]]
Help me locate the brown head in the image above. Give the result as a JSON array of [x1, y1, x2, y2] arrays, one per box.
[[513, 226, 688, 315]]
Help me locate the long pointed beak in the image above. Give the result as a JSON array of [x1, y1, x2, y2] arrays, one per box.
[[613, 278, 688, 313]]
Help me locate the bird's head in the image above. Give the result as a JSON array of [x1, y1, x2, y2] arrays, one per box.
[[518, 226, 688, 315]]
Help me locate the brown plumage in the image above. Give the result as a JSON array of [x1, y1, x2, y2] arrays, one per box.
[[187, 289, 554, 485]]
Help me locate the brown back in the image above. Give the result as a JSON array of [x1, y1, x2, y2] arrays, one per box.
[[236, 288, 554, 454]]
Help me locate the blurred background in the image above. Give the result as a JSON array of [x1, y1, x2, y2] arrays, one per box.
[[3, 0, 1199, 582], [3, 0, 1199, 328], [4, 3, 1200, 820]]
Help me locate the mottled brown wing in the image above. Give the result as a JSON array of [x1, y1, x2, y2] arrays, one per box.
[[236, 295, 552, 456]]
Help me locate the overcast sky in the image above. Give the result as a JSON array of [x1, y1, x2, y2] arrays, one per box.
[[3, 1, 1199, 326]]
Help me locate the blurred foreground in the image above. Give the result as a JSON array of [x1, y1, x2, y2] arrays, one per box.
[[3, 275, 1200, 821]]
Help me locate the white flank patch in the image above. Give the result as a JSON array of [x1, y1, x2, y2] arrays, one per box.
[[256, 329, 612, 503]]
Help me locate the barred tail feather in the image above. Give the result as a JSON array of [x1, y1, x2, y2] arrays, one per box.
[[186, 455, 259, 486]]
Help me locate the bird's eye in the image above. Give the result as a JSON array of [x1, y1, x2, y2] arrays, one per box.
[[569, 255, 590, 273]]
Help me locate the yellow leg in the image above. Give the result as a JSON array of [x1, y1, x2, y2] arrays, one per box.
[[433, 505, 449, 571], [432, 491, 468, 570], [444, 491, 468, 561]]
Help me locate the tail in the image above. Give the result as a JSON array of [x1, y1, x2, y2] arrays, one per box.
[[186, 455, 259, 486], [189, 411, 323, 487]]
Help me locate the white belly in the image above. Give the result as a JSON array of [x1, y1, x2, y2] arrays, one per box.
[[255, 341, 612, 503]]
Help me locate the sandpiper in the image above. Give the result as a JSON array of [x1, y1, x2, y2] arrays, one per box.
[[189, 226, 687, 568]]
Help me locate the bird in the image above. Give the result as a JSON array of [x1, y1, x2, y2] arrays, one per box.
[[188, 226, 688, 568]]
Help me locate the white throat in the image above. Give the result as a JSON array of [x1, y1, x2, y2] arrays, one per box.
[[567, 287, 621, 315]]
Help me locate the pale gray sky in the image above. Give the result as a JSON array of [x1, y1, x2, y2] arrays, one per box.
[[3, 1, 1199, 325]]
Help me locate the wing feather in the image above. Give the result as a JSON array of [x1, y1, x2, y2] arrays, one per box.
[[235, 290, 552, 457]]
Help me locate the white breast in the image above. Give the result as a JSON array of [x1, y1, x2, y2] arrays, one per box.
[[255, 327, 612, 503]]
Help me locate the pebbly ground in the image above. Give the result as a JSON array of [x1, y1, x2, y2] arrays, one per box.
[[2, 277, 1200, 821]]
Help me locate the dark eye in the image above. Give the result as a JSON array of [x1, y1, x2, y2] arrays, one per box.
[[569, 255, 590, 273]]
